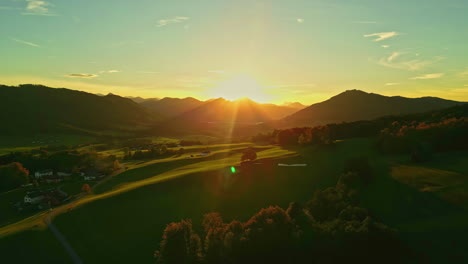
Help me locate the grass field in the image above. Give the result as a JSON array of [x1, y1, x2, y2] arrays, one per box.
[[0, 134, 96, 155], [1, 139, 467, 263]]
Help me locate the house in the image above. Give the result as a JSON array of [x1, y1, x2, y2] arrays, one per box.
[[24, 189, 68, 206], [82, 169, 105, 181], [34, 169, 53, 179], [43, 175, 64, 184], [57, 171, 72, 177], [24, 191, 45, 204]]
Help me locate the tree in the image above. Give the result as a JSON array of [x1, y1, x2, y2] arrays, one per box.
[[276, 129, 298, 146], [241, 147, 257, 162], [0, 162, 29, 192], [155, 220, 202, 264], [81, 183, 91, 193], [113, 160, 121, 171], [178, 148, 185, 155], [159, 145, 168, 155]]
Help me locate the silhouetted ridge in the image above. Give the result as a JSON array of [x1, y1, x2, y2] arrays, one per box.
[[0, 84, 152, 135], [283, 90, 463, 127]]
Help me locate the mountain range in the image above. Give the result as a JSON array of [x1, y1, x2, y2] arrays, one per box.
[[0, 84, 464, 136], [0, 84, 151, 135], [281, 89, 463, 127]]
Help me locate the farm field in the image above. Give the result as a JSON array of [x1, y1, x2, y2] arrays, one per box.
[[0, 134, 96, 155], [1, 139, 468, 263]]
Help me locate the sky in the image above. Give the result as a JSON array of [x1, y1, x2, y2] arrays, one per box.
[[1, 0, 467, 104]]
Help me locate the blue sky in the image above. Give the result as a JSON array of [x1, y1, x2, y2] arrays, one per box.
[[1, 0, 467, 103]]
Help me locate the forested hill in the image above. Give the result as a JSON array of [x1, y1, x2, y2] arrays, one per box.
[[282, 90, 464, 127], [0, 84, 152, 135]]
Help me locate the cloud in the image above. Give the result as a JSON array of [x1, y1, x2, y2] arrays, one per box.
[[387, 52, 401, 62], [9, 37, 40, 47], [156, 16, 190, 27], [385, 83, 400, 86], [381, 45, 390, 48], [66, 74, 98, 78], [410, 73, 444, 80], [99, 70, 121, 73], [23, 0, 56, 16], [364, 31, 399, 41], [378, 53, 444, 71], [296, 18, 304, 23]]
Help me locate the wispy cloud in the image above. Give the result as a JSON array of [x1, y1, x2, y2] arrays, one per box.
[[410, 73, 444, 80], [387, 52, 401, 62], [156, 16, 190, 27], [99, 70, 121, 73], [66, 74, 98, 78], [22, 0, 56, 16], [378, 52, 444, 71], [385, 83, 400, 86], [364, 31, 399, 41], [296, 18, 304, 23], [9, 37, 40, 47], [381, 45, 390, 48]]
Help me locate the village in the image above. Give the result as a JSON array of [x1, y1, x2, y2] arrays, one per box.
[[12, 168, 108, 214]]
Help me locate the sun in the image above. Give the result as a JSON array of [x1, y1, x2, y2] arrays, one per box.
[[208, 74, 272, 102]]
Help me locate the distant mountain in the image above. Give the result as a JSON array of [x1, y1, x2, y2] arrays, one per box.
[[282, 102, 306, 110], [157, 97, 301, 135], [282, 90, 464, 127], [0, 84, 152, 135], [140, 97, 203, 119], [126, 96, 159, 104], [172, 97, 301, 123]]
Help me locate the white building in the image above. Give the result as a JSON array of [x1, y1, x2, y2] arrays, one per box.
[[34, 170, 53, 179], [24, 192, 45, 204], [57, 171, 72, 177]]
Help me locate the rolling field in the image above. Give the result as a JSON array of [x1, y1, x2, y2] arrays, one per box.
[[1, 139, 468, 263], [0, 134, 96, 155]]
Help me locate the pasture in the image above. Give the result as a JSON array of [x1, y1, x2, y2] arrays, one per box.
[[1, 139, 467, 263]]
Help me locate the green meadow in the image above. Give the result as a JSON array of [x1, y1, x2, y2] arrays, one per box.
[[1, 139, 467, 263]]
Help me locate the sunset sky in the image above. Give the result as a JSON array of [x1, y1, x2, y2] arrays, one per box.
[[1, 0, 467, 104]]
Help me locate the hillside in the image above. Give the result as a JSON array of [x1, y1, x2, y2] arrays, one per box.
[[158, 97, 300, 135], [140, 97, 203, 118], [282, 90, 464, 127], [0, 84, 152, 135]]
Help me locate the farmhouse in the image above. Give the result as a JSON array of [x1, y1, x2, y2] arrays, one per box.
[[24, 191, 45, 204], [82, 169, 105, 181], [43, 175, 64, 184], [34, 169, 53, 179], [23, 189, 68, 206], [57, 171, 72, 177]]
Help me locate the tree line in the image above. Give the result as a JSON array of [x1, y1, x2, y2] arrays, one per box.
[[252, 104, 468, 158], [153, 158, 413, 264]]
